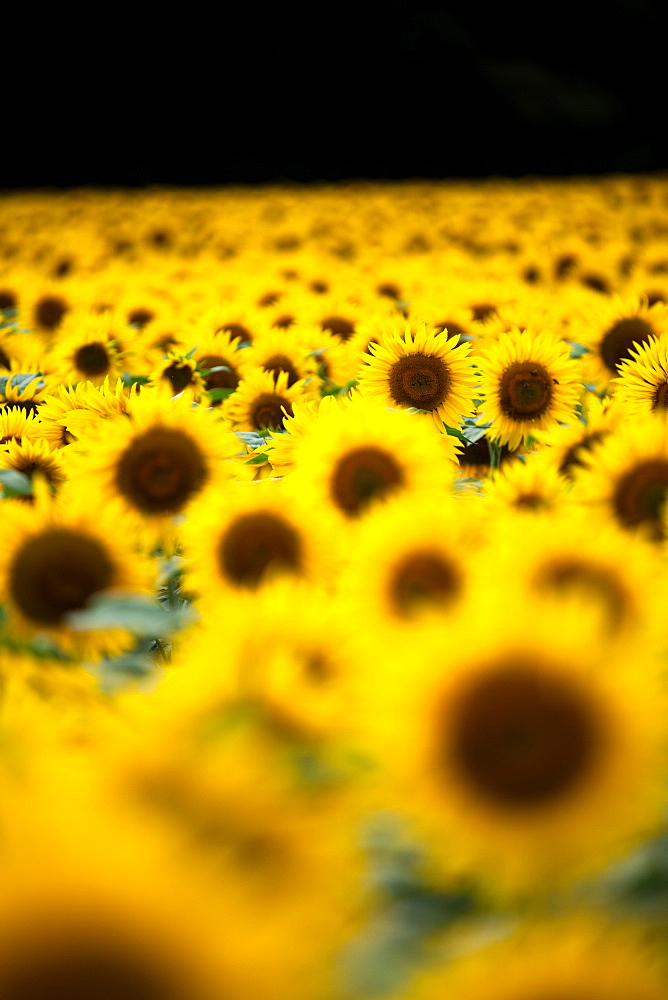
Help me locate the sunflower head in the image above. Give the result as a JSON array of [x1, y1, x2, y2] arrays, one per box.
[[477, 328, 582, 449]]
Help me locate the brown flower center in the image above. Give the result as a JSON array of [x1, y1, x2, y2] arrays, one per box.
[[271, 314, 295, 330], [128, 308, 155, 328], [0, 938, 187, 1000], [612, 459, 668, 539], [321, 316, 355, 341], [35, 295, 67, 331], [74, 343, 111, 377], [653, 382, 668, 410], [389, 551, 461, 616], [162, 363, 194, 395], [559, 431, 606, 478], [445, 665, 600, 809], [218, 511, 302, 588], [536, 558, 628, 630], [220, 323, 252, 344], [600, 317, 655, 374], [434, 320, 469, 340], [249, 393, 293, 432], [388, 354, 451, 411], [198, 354, 239, 392], [471, 302, 497, 322], [261, 354, 300, 388], [114, 427, 207, 515], [499, 361, 553, 420], [9, 528, 114, 626], [330, 446, 404, 516], [458, 438, 514, 471]]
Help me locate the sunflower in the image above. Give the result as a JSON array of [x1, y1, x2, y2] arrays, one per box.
[[182, 477, 335, 602], [266, 395, 344, 476], [223, 369, 317, 435], [573, 414, 668, 542], [150, 351, 207, 400], [534, 392, 620, 480], [187, 330, 253, 401], [290, 394, 458, 523], [0, 406, 43, 448], [340, 492, 476, 627], [612, 331, 668, 416], [455, 434, 519, 479], [476, 327, 582, 449], [357, 322, 477, 428], [0, 807, 228, 1000], [244, 327, 317, 388], [403, 918, 668, 1000], [48, 316, 128, 387], [0, 438, 67, 499], [169, 581, 361, 740], [357, 599, 668, 894], [0, 492, 151, 659], [70, 389, 237, 540], [488, 508, 664, 641], [0, 372, 50, 417], [484, 450, 572, 514], [577, 295, 668, 389], [38, 376, 134, 448]]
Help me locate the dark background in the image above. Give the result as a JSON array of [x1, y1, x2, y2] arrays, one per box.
[[4, 1, 666, 188]]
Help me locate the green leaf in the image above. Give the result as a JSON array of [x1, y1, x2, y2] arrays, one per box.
[[569, 342, 591, 359], [200, 365, 231, 374], [245, 453, 269, 465], [184, 345, 198, 360], [0, 372, 44, 397], [121, 372, 150, 387], [234, 431, 269, 448], [207, 388, 235, 402], [444, 425, 466, 441], [66, 593, 197, 635], [0, 469, 33, 495]]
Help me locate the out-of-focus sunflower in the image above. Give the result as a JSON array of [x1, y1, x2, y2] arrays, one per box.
[[402, 918, 668, 1000], [577, 295, 668, 389], [182, 478, 335, 601], [0, 492, 151, 659], [357, 322, 477, 428], [244, 327, 317, 389], [48, 318, 128, 387], [223, 369, 317, 435], [484, 450, 572, 514], [488, 508, 664, 641], [573, 414, 668, 542], [150, 351, 206, 400], [535, 392, 620, 480], [476, 327, 581, 449], [0, 812, 229, 1000], [357, 600, 668, 895], [267, 395, 343, 476], [187, 330, 253, 401], [70, 389, 237, 541], [290, 394, 458, 523], [340, 492, 476, 627]]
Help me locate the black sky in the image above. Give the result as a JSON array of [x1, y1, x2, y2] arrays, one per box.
[[4, 1, 666, 188]]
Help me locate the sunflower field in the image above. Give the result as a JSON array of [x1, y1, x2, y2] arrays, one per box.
[[2, 177, 668, 998]]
